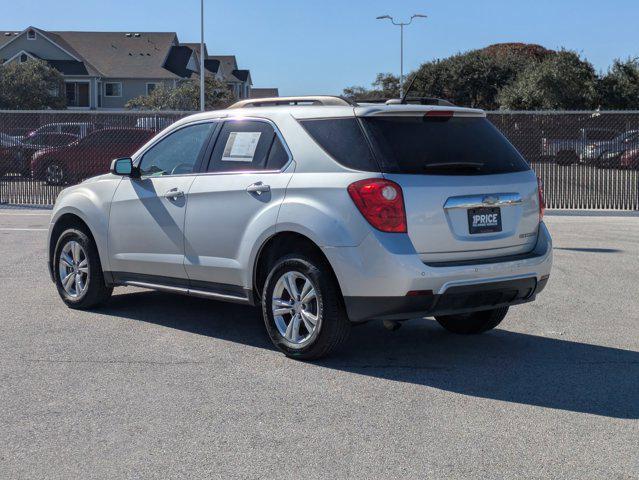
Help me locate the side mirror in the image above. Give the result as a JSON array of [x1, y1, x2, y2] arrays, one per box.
[[110, 157, 139, 178]]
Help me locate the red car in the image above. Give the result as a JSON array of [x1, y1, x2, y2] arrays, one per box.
[[620, 149, 639, 169], [31, 128, 155, 185], [0, 145, 11, 177]]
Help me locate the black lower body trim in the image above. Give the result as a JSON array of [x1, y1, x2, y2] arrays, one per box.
[[107, 271, 254, 305], [344, 277, 540, 322]]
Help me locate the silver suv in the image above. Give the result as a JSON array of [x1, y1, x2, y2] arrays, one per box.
[[48, 96, 552, 359]]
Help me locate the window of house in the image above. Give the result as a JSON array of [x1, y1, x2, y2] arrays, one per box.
[[27, 29, 36, 40], [20, 53, 28, 63], [104, 82, 122, 97], [146, 83, 160, 95], [65, 82, 90, 108]]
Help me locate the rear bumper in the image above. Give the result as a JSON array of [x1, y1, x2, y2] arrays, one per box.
[[344, 276, 548, 322], [323, 222, 553, 322]]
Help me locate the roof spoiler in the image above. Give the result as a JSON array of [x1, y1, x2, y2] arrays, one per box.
[[358, 97, 456, 107]]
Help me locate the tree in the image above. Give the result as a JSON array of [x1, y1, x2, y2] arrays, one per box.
[[410, 44, 553, 109], [497, 50, 598, 110], [0, 59, 66, 110], [343, 73, 400, 99], [598, 58, 639, 109], [126, 77, 235, 110]]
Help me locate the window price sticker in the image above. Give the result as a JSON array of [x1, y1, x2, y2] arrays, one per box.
[[222, 131, 261, 162]]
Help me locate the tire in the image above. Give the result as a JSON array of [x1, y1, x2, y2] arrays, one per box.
[[556, 151, 578, 165], [435, 307, 509, 335], [261, 254, 351, 360], [53, 228, 113, 309], [45, 162, 66, 185]]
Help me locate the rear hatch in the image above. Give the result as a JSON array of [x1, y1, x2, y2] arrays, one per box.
[[357, 107, 542, 263]]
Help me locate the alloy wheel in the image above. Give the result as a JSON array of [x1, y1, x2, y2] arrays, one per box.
[[58, 240, 89, 298], [271, 271, 320, 345]]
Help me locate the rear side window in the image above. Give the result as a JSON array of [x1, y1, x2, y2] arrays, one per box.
[[360, 116, 530, 175], [299, 118, 378, 172], [208, 120, 288, 172]]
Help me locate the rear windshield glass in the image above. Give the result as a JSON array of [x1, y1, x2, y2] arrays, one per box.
[[360, 116, 530, 175], [299, 118, 379, 171]]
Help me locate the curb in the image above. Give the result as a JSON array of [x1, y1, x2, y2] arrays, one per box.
[[546, 209, 639, 217]]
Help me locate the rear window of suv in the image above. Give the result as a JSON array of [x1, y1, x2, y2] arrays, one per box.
[[360, 116, 530, 175], [300, 115, 530, 175]]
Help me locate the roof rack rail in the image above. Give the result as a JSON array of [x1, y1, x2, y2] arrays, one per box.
[[356, 97, 456, 107], [228, 96, 357, 109]]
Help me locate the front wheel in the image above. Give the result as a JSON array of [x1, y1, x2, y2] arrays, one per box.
[[262, 255, 351, 360], [435, 307, 509, 335], [53, 228, 113, 309]]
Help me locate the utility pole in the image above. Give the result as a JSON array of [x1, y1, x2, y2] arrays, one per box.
[[376, 14, 427, 98], [200, 0, 205, 111]]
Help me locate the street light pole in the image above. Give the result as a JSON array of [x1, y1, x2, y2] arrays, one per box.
[[376, 14, 427, 99], [200, 0, 205, 112]]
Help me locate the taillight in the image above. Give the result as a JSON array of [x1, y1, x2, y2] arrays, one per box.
[[347, 178, 407, 233], [537, 176, 545, 221]]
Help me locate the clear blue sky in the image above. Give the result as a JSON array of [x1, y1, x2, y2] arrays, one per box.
[[7, 0, 639, 95]]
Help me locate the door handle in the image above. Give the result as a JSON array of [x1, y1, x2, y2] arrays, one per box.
[[246, 182, 271, 195], [164, 188, 185, 200]]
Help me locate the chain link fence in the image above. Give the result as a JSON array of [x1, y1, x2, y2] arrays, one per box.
[[0, 111, 191, 205], [488, 111, 639, 210], [1, 110, 638, 209]]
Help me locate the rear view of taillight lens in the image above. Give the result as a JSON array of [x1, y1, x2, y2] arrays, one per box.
[[347, 178, 407, 233], [537, 176, 545, 221]]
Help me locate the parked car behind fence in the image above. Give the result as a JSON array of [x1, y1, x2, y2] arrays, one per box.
[[31, 128, 155, 185], [619, 148, 639, 169], [25, 122, 106, 141], [541, 127, 619, 164]]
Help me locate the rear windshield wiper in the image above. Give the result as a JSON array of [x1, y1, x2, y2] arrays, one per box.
[[421, 162, 485, 172]]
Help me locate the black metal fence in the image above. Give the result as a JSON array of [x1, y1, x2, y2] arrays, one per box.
[[1, 110, 638, 209]]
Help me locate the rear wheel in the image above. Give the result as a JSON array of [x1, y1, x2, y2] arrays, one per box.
[[262, 254, 350, 360], [53, 228, 113, 309], [435, 307, 509, 335]]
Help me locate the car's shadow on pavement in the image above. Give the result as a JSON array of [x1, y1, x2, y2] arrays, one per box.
[[100, 290, 639, 420]]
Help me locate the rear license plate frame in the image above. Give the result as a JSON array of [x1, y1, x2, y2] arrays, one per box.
[[468, 207, 502, 234]]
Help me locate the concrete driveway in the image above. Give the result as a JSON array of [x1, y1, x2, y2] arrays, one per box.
[[0, 210, 637, 479]]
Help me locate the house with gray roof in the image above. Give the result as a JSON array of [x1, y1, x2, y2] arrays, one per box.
[[250, 88, 280, 99], [0, 26, 265, 109]]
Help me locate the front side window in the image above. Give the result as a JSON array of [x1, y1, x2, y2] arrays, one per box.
[[207, 120, 287, 173], [104, 82, 122, 97], [139, 122, 214, 176], [61, 125, 82, 135]]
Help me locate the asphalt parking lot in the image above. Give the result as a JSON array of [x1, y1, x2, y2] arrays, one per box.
[[0, 209, 637, 479]]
